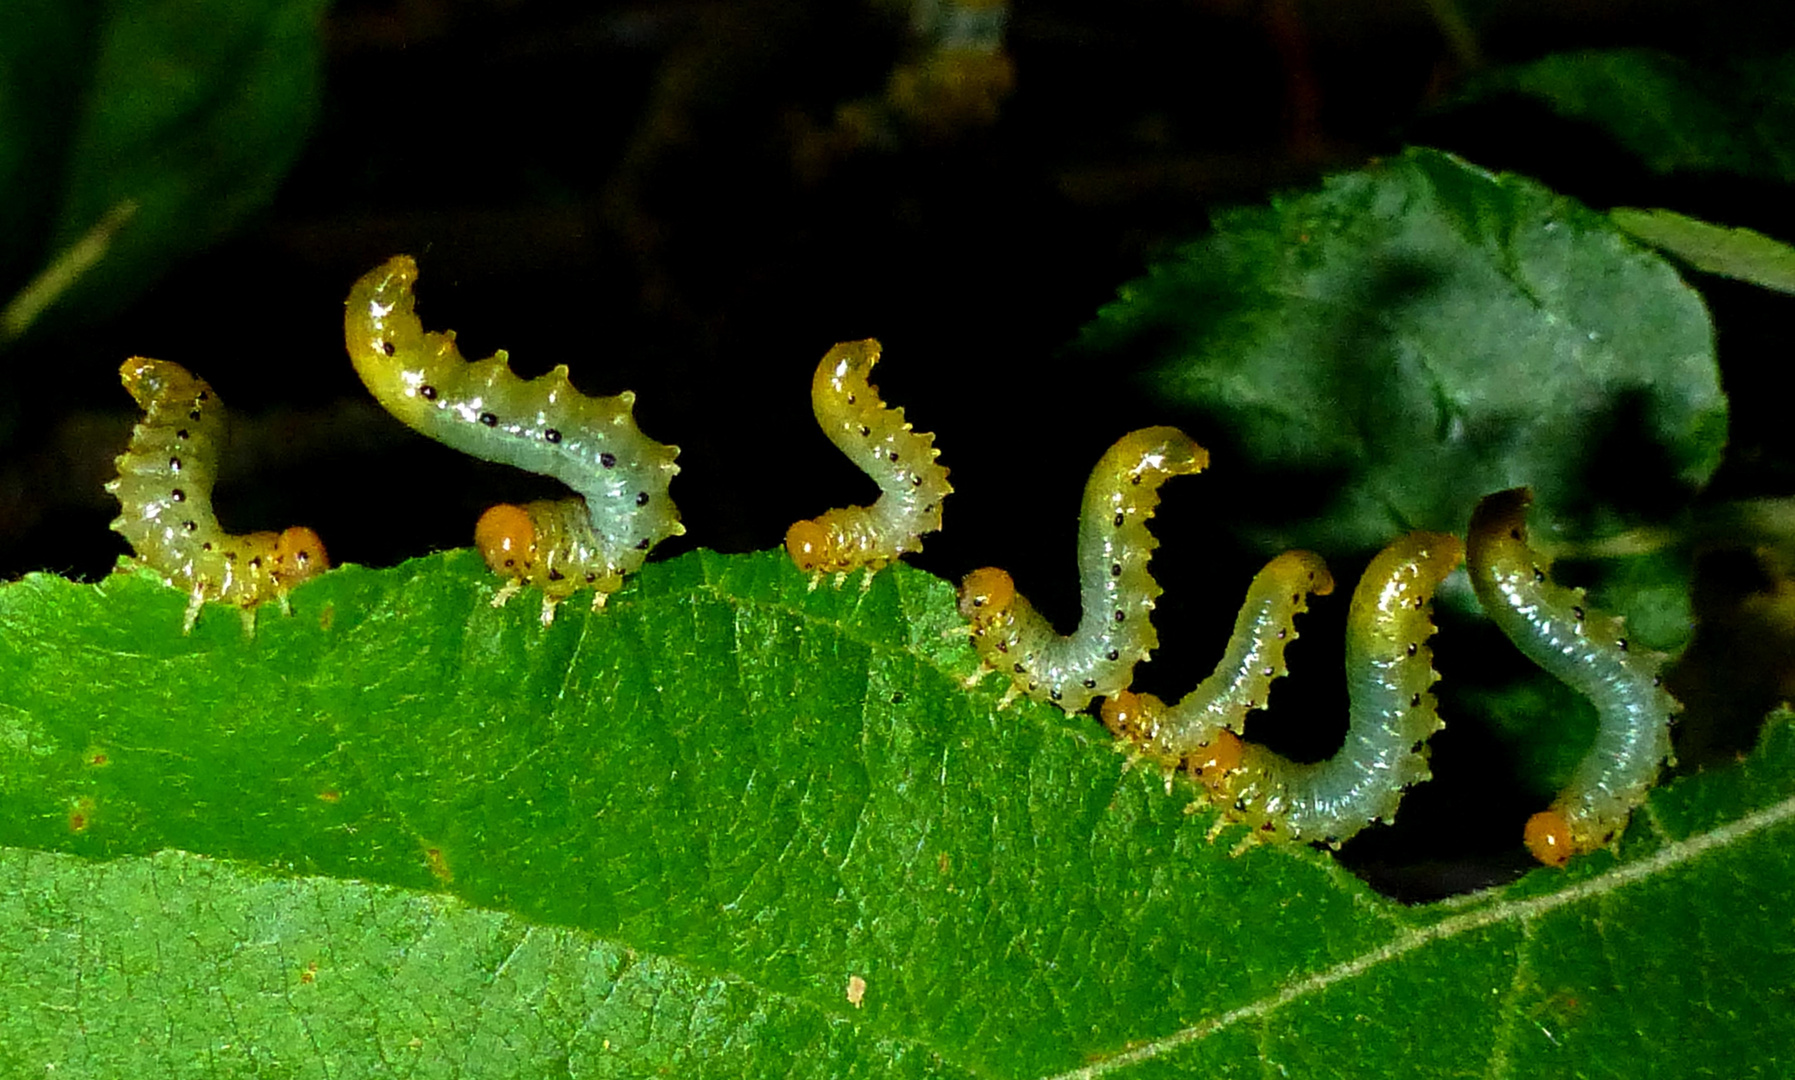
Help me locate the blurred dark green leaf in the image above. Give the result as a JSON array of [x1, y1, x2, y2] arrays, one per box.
[[0, 0, 96, 287], [1458, 48, 1795, 180], [2, 550, 1791, 1077], [1076, 148, 1726, 565], [0, 0, 327, 342]]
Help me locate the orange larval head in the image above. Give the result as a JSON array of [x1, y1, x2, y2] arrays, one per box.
[[475, 503, 537, 575], [275, 527, 330, 584], [784, 519, 834, 573], [1523, 808, 1576, 867], [956, 566, 1015, 622]]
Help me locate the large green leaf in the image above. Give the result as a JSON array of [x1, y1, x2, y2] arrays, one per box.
[[1075, 148, 1726, 564], [2, 550, 1790, 1077], [0, 0, 327, 342]]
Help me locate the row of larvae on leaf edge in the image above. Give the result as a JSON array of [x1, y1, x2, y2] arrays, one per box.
[[770, 331, 1678, 868], [115, 258, 949, 628], [1000, 467, 1674, 866], [112, 255, 687, 631], [107, 257, 1680, 867]]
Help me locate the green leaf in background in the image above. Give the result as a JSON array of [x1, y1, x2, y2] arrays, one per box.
[[0, 0, 328, 342], [1075, 148, 1726, 568], [3, 550, 1792, 1077], [1611, 206, 1795, 295], [1456, 47, 1795, 181]]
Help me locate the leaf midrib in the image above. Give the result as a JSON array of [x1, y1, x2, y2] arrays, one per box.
[[1041, 788, 1795, 1079]]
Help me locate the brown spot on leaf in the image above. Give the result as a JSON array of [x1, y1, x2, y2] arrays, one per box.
[[68, 796, 96, 833]]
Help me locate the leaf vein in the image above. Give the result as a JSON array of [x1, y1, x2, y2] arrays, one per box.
[[1041, 789, 1795, 1079]]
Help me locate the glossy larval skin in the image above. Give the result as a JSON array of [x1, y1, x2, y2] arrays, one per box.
[[959, 426, 1207, 714], [785, 339, 952, 578], [1469, 487, 1678, 866], [107, 357, 329, 632], [346, 255, 683, 612]]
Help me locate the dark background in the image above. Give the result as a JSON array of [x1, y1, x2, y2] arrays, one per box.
[[5, 0, 1793, 899]]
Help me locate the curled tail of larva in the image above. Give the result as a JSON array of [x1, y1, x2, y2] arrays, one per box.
[[785, 339, 952, 577], [960, 426, 1206, 714], [106, 357, 330, 632], [1468, 488, 1680, 866], [347, 255, 683, 610], [1194, 532, 1460, 847]]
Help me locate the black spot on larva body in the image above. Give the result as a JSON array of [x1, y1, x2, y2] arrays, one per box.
[[1534, 567, 1546, 582], [182, 521, 197, 532], [479, 412, 498, 427], [635, 492, 649, 506], [548, 569, 565, 582], [846, 394, 856, 405], [1050, 689, 1062, 702], [1277, 629, 1287, 639], [1618, 639, 1629, 651], [1410, 693, 1421, 707], [1083, 679, 1096, 688], [635, 539, 651, 550], [1112, 513, 1124, 528], [176, 429, 190, 441], [1407, 642, 1418, 656], [249, 557, 262, 569], [600, 452, 616, 468], [188, 409, 202, 421], [1107, 649, 1120, 661], [585, 571, 598, 582], [1130, 475, 1141, 486], [888, 451, 899, 462], [890, 691, 905, 704], [859, 425, 871, 437], [1292, 593, 1302, 604], [995, 641, 1008, 653], [545, 428, 562, 443], [197, 391, 210, 402], [911, 476, 923, 486], [381, 341, 396, 356], [1012, 663, 1024, 674], [171, 489, 185, 502], [1111, 564, 1122, 577], [201, 542, 214, 552], [420, 385, 438, 401], [1263, 667, 1274, 677], [1509, 528, 1522, 540], [1653, 675, 1664, 686], [225, 550, 239, 562], [168, 457, 182, 472], [1572, 606, 1586, 621], [1113, 610, 1126, 623]]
